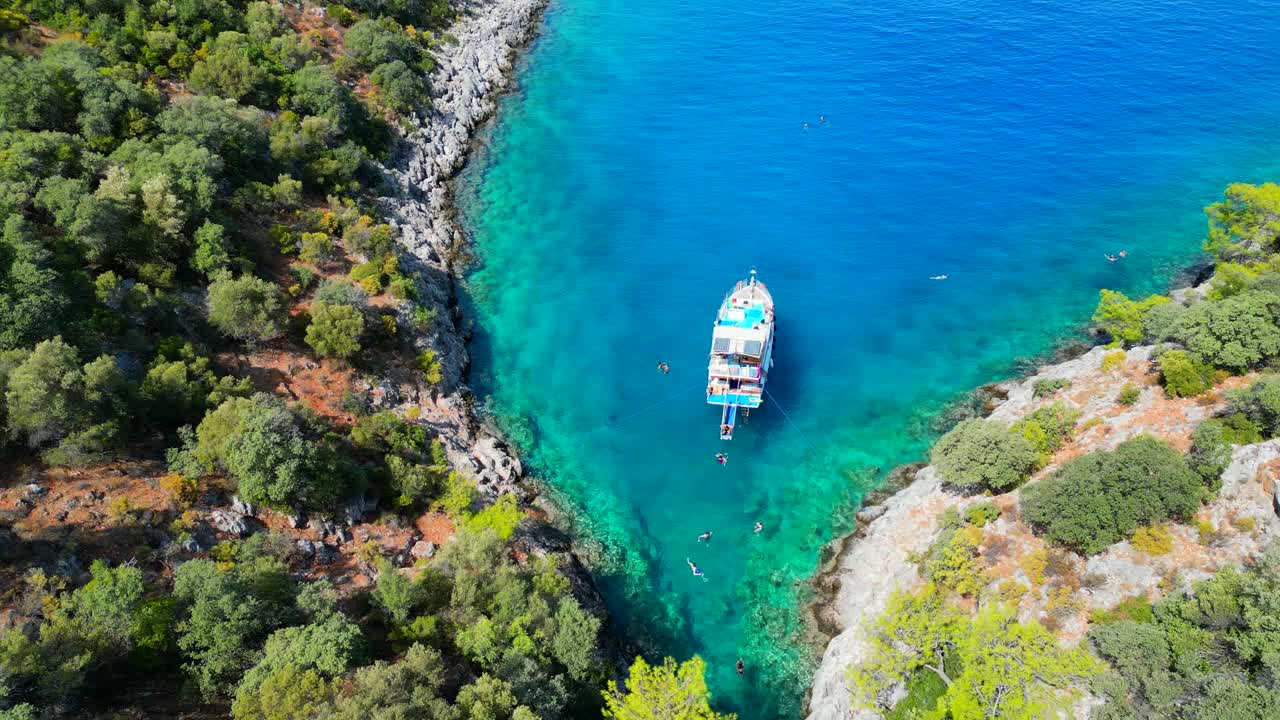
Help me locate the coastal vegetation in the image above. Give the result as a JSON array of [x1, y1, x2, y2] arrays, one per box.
[[846, 181, 1280, 719], [0, 0, 731, 718]]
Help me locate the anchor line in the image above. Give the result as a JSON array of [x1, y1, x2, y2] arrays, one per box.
[[763, 387, 822, 456], [577, 381, 705, 440]]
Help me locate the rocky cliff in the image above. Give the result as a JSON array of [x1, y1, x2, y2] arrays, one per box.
[[807, 336, 1280, 720], [379, 0, 547, 502]]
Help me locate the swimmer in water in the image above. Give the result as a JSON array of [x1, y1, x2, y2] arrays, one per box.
[[687, 558, 705, 579], [754, 521, 763, 534], [819, 116, 827, 123], [698, 531, 712, 542], [715, 453, 728, 466], [1119, 250, 1128, 258], [929, 274, 948, 280], [803, 123, 809, 130], [1106, 254, 1118, 262], [736, 659, 745, 675]]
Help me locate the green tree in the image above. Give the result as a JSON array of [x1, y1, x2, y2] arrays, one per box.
[[850, 587, 964, 711], [193, 220, 231, 276], [1226, 375, 1280, 437], [305, 300, 364, 359], [1188, 419, 1233, 491], [232, 612, 363, 716], [172, 557, 296, 700], [206, 273, 286, 342], [603, 656, 733, 720], [1167, 290, 1280, 372], [942, 605, 1098, 719], [1204, 182, 1280, 257], [371, 559, 424, 626], [930, 419, 1038, 492], [4, 336, 83, 446], [189, 32, 271, 102], [1020, 435, 1204, 555], [232, 665, 333, 720], [1092, 290, 1170, 347], [1158, 349, 1211, 398], [371, 60, 428, 113], [314, 643, 453, 720]]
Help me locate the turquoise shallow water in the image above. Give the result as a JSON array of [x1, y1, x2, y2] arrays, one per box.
[[457, 0, 1280, 715]]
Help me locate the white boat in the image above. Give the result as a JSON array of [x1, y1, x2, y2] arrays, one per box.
[[706, 269, 775, 440]]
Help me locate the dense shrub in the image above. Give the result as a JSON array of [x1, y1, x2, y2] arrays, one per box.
[[1167, 290, 1280, 372], [305, 300, 365, 359], [1157, 349, 1212, 398], [1012, 402, 1079, 464], [1020, 435, 1204, 555], [1031, 377, 1071, 398], [1092, 290, 1170, 346], [931, 418, 1039, 491], [1203, 182, 1280, 257], [168, 394, 342, 511], [1090, 556, 1280, 718], [1188, 419, 1234, 491], [206, 273, 287, 342], [1118, 383, 1141, 405], [1226, 375, 1280, 437]]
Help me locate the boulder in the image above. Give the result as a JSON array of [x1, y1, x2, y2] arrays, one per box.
[[411, 540, 436, 559], [230, 495, 257, 517], [341, 495, 377, 526], [24, 483, 45, 498], [315, 544, 339, 564], [209, 510, 251, 537], [296, 538, 316, 559], [855, 505, 887, 524]]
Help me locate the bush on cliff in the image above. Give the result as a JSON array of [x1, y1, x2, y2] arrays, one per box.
[[931, 418, 1039, 492], [1157, 349, 1212, 398], [1089, 554, 1280, 718], [603, 656, 729, 720], [1011, 402, 1080, 465], [1226, 375, 1280, 437], [1092, 290, 1170, 347], [1203, 182, 1280, 258], [849, 586, 1099, 717], [207, 273, 287, 342], [1020, 435, 1204, 555], [1188, 419, 1235, 491], [1166, 290, 1280, 372]]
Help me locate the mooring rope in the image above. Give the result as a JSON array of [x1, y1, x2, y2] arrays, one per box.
[[763, 387, 823, 456]]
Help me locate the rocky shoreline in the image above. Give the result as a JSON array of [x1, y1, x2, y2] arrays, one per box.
[[377, 0, 623, 626], [804, 320, 1280, 719]]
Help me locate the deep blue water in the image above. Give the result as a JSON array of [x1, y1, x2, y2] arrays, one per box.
[[457, 0, 1280, 715]]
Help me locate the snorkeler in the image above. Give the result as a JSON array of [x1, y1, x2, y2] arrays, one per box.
[[736, 659, 745, 675], [754, 521, 763, 534], [715, 453, 728, 466], [687, 558, 705, 579], [929, 274, 948, 280], [698, 531, 713, 542]]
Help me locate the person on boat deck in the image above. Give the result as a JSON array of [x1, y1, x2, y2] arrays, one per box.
[[736, 659, 745, 676], [686, 558, 705, 579], [715, 453, 728, 465], [698, 531, 712, 542]]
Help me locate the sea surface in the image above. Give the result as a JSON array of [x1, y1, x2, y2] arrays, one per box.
[[456, 0, 1280, 715]]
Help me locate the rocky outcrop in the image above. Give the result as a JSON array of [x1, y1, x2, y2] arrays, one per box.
[[375, 0, 624, 662], [806, 338, 1280, 720], [380, 0, 546, 502]]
